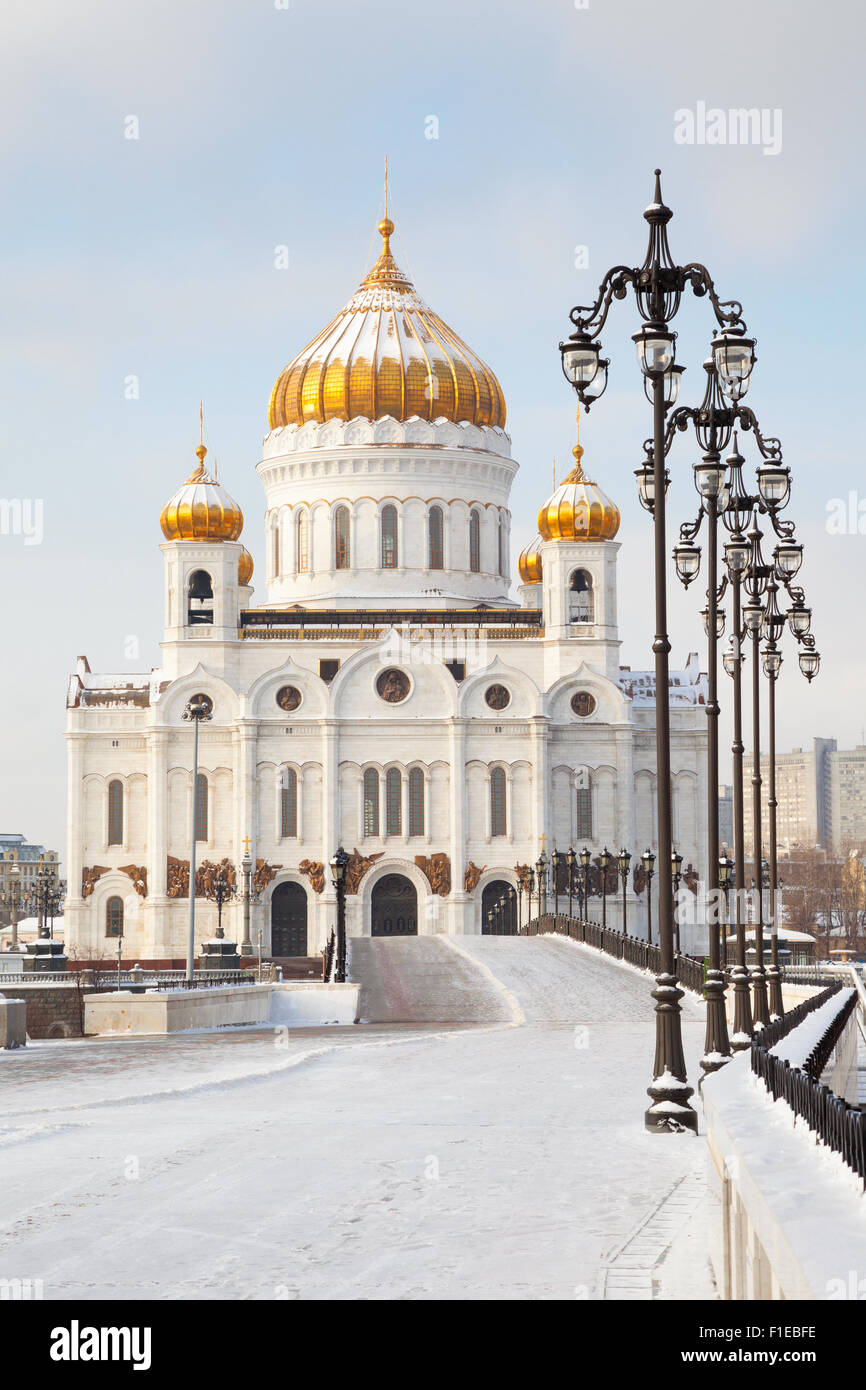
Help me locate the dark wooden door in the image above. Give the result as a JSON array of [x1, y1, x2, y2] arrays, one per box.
[[371, 875, 418, 937], [271, 881, 308, 956]]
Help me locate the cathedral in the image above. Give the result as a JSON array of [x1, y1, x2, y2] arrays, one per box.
[[64, 204, 708, 963]]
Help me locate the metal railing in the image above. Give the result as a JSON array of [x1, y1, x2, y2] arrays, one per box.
[[520, 913, 707, 996], [750, 983, 866, 1186]]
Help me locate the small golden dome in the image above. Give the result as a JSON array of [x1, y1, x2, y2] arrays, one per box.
[[238, 546, 254, 585], [537, 410, 620, 543], [268, 210, 506, 431], [160, 438, 244, 543], [518, 534, 544, 584]]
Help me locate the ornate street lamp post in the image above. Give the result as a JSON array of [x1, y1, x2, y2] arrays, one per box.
[[561, 170, 763, 1131], [567, 848, 577, 920], [580, 847, 592, 922], [527, 867, 536, 926], [182, 696, 213, 984], [760, 581, 786, 1020], [517, 876, 524, 931], [599, 848, 611, 928], [330, 847, 349, 983], [1, 864, 22, 953], [618, 849, 631, 935], [536, 853, 548, 918], [723, 521, 755, 1048], [552, 850, 564, 917], [642, 849, 656, 945], [742, 520, 774, 1028], [671, 850, 683, 956], [719, 855, 734, 967], [241, 842, 254, 956]]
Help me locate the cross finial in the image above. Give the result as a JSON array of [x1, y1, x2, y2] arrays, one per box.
[[194, 402, 208, 471], [384, 154, 388, 220], [242, 835, 252, 855], [539, 832, 549, 852]]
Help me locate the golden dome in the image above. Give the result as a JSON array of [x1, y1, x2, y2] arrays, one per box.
[[238, 546, 254, 585], [518, 534, 544, 584], [160, 439, 244, 543], [268, 213, 506, 430], [537, 411, 620, 543]]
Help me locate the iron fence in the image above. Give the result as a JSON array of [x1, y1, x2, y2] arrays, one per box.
[[750, 983, 866, 1187], [520, 914, 705, 996]]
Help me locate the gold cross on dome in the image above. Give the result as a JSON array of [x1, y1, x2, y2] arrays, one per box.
[[538, 833, 549, 852], [242, 836, 252, 855]]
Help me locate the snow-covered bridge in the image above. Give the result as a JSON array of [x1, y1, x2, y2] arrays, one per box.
[[0, 934, 712, 1300]]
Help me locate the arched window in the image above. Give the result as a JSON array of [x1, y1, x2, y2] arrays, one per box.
[[195, 773, 208, 842], [363, 769, 379, 837], [469, 510, 481, 573], [570, 569, 594, 622], [428, 506, 444, 570], [281, 768, 298, 838], [187, 570, 213, 626], [106, 896, 124, 937], [498, 513, 506, 578], [386, 769, 402, 836], [576, 775, 593, 839], [381, 505, 398, 568], [335, 506, 350, 569], [107, 779, 123, 845], [273, 519, 280, 577], [490, 767, 506, 837], [296, 510, 309, 574], [408, 768, 424, 836]]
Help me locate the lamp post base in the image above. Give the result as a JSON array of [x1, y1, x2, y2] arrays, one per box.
[[729, 964, 753, 1051], [645, 973, 699, 1134], [751, 964, 770, 1029], [700, 968, 731, 1074]]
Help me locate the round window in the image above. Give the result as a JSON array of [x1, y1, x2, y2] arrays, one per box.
[[275, 685, 302, 712], [571, 690, 596, 718], [376, 669, 410, 703], [484, 684, 511, 711]]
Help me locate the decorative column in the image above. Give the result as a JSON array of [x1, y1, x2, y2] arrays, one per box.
[[146, 727, 169, 957], [530, 716, 549, 852], [64, 731, 87, 952], [235, 721, 257, 945], [321, 720, 340, 951], [449, 719, 468, 933]]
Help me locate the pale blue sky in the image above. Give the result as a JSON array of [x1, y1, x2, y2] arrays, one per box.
[[1, 0, 863, 856]]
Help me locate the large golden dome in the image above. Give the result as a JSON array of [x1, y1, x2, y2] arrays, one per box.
[[268, 215, 506, 430], [537, 414, 620, 543], [160, 441, 244, 543]]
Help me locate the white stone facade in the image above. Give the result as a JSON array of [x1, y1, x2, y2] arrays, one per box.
[[64, 414, 708, 962]]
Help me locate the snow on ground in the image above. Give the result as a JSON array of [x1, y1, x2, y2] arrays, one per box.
[[0, 937, 713, 1301]]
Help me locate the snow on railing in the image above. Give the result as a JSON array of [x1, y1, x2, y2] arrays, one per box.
[[750, 983, 865, 1186]]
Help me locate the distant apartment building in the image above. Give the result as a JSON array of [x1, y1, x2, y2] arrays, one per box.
[[828, 746, 866, 848], [743, 738, 835, 853], [0, 834, 61, 926], [718, 785, 733, 851]]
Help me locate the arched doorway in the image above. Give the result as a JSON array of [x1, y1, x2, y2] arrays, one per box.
[[271, 881, 308, 956], [482, 879, 517, 934], [371, 874, 418, 937]]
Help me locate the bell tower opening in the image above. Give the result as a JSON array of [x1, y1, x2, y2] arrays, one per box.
[[569, 569, 594, 623], [187, 570, 214, 626]]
